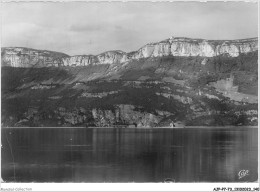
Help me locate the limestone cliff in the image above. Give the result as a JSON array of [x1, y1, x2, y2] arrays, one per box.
[[61, 51, 128, 66], [96, 51, 128, 64], [62, 55, 95, 67], [1, 47, 68, 67], [135, 37, 258, 58], [1, 37, 258, 67]]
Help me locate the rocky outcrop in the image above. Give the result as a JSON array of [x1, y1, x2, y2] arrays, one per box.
[[156, 92, 193, 104], [80, 91, 120, 98], [134, 37, 258, 58], [96, 51, 128, 64], [13, 104, 174, 127], [91, 105, 166, 127], [61, 51, 128, 66], [62, 55, 95, 66], [1, 47, 68, 67], [1, 37, 258, 67]]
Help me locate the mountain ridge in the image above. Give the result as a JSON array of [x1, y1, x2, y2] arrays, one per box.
[[1, 36, 258, 68], [1, 36, 258, 127]]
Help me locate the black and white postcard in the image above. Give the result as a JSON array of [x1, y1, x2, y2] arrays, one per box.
[[1, 0, 258, 191]]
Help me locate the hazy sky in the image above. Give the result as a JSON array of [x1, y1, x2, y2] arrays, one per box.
[[1, 1, 258, 55]]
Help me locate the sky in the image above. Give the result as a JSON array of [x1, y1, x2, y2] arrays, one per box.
[[1, 1, 258, 56]]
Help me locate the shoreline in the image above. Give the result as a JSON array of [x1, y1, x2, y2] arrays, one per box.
[[1, 126, 258, 129]]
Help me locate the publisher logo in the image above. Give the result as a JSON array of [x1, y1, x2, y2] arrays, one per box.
[[238, 170, 249, 179]]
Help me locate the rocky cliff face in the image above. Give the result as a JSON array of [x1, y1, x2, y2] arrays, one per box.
[[90, 105, 163, 127], [62, 55, 94, 67], [10, 104, 174, 127], [1, 47, 68, 67], [62, 51, 128, 66], [135, 37, 258, 58], [1, 37, 258, 67]]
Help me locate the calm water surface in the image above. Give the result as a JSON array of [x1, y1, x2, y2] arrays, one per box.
[[1, 128, 258, 182]]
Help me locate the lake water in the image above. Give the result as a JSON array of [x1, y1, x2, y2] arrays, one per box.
[[1, 127, 258, 182]]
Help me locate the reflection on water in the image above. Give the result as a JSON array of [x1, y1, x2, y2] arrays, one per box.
[[1, 128, 258, 182]]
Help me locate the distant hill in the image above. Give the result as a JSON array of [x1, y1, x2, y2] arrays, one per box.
[[1, 36, 258, 127], [1, 36, 258, 67]]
